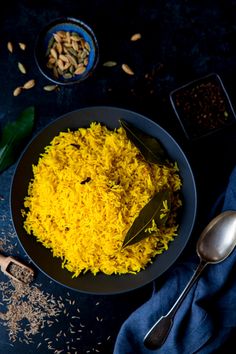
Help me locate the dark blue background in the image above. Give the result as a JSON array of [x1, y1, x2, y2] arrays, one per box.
[[1, 1, 236, 353]]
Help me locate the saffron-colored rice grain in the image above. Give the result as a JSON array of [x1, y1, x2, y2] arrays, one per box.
[[22, 122, 182, 276]]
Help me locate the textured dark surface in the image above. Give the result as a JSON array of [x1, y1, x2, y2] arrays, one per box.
[[1, 1, 236, 353]]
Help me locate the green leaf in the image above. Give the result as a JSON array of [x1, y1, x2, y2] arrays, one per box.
[[0, 106, 35, 172], [119, 119, 168, 165], [122, 189, 171, 248]]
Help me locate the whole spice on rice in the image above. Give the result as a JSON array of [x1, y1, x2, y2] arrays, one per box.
[[46, 30, 90, 79], [22, 122, 182, 277]]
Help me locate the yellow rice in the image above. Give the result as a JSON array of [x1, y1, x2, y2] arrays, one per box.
[[22, 122, 182, 276]]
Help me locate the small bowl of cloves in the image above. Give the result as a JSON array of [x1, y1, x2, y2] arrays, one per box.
[[35, 17, 99, 85]]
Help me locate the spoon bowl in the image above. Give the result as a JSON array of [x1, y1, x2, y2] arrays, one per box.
[[197, 211, 236, 263], [144, 210, 236, 350]]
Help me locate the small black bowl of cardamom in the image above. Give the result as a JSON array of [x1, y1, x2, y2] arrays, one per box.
[[35, 17, 99, 85], [170, 73, 236, 140]]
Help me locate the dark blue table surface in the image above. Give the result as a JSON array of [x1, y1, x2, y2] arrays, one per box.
[[1, 1, 236, 353]]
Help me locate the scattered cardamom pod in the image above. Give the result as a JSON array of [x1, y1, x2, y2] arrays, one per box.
[[23, 79, 35, 90], [18, 62, 26, 74], [13, 87, 22, 97], [7, 41, 13, 53], [19, 42, 26, 50], [43, 85, 58, 92], [103, 61, 117, 67], [121, 64, 135, 75], [130, 33, 142, 41]]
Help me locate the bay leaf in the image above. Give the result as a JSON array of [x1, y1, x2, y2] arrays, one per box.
[[0, 106, 35, 172], [119, 119, 167, 165], [122, 189, 171, 248]]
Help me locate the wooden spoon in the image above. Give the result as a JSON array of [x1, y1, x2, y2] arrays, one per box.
[[0, 253, 34, 284]]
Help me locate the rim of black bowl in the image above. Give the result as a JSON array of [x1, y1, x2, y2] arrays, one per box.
[[34, 17, 99, 85], [10, 106, 197, 295]]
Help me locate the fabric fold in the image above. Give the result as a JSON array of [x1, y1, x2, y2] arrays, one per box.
[[114, 166, 236, 354]]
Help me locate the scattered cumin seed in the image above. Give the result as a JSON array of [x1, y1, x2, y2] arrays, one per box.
[[130, 33, 142, 41], [7, 262, 34, 284], [13, 87, 22, 97], [0, 280, 63, 343], [7, 41, 13, 53], [121, 63, 134, 75]]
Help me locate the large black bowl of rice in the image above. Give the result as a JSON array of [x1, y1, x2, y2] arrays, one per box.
[[11, 106, 197, 294]]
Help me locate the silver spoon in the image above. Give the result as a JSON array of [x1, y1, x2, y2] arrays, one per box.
[[143, 210, 236, 350]]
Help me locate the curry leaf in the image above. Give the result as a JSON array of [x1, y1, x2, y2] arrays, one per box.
[[119, 119, 168, 165], [122, 189, 171, 248], [0, 106, 35, 172]]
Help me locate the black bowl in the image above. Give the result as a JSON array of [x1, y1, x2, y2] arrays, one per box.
[[170, 73, 236, 140], [11, 106, 197, 294], [34, 17, 99, 85]]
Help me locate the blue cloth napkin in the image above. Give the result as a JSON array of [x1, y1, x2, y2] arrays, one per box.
[[114, 167, 236, 354]]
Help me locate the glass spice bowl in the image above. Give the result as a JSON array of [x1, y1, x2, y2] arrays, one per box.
[[34, 17, 99, 85], [170, 73, 236, 140]]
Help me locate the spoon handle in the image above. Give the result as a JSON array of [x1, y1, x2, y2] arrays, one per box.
[[143, 260, 207, 350]]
